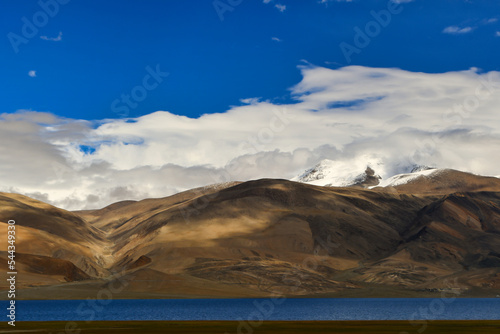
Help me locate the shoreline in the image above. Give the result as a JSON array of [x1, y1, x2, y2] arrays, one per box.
[[1, 320, 500, 334], [3, 283, 500, 300]]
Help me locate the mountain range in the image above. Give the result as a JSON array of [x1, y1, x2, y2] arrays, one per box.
[[2, 164, 500, 299]]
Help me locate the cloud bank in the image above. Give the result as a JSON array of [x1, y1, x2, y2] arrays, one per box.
[[2, 66, 500, 210]]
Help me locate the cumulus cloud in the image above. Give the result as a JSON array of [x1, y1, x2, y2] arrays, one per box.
[[28, 70, 36, 77], [2, 66, 500, 210]]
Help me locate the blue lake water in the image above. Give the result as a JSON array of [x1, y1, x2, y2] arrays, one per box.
[[8, 298, 500, 321]]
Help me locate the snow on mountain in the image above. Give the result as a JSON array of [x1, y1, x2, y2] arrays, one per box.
[[410, 165, 435, 173], [292, 158, 440, 189], [292, 157, 384, 188], [377, 168, 442, 188]]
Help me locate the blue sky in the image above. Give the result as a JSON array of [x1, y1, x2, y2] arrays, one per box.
[[2, 0, 499, 120]]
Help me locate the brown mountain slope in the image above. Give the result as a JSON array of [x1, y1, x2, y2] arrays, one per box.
[[351, 191, 500, 290], [0, 193, 109, 280], [2, 170, 500, 299], [377, 169, 500, 195], [75, 182, 240, 232]]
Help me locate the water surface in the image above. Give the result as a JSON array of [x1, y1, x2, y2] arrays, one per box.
[[11, 298, 500, 321]]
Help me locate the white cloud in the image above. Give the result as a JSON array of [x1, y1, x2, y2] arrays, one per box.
[[443, 26, 474, 34], [443, 18, 498, 35], [2, 66, 500, 210], [275, 4, 286, 12], [263, 0, 272, 3], [319, 0, 354, 3], [319, 0, 411, 3], [484, 18, 498, 24], [40, 31, 62, 42], [271, 37, 282, 42], [28, 70, 36, 77], [496, 31, 500, 37], [240, 97, 262, 104]]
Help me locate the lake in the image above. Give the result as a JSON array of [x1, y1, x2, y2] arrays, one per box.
[[10, 298, 500, 321]]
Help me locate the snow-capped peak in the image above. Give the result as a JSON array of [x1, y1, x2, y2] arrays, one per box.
[[292, 158, 443, 189], [410, 165, 435, 173], [292, 157, 383, 188], [377, 168, 441, 188]]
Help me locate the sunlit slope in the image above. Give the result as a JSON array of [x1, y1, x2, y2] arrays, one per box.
[[2, 170, 500, 298]]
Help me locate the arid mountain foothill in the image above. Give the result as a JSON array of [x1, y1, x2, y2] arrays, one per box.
[[2, 169, 500, 299]]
